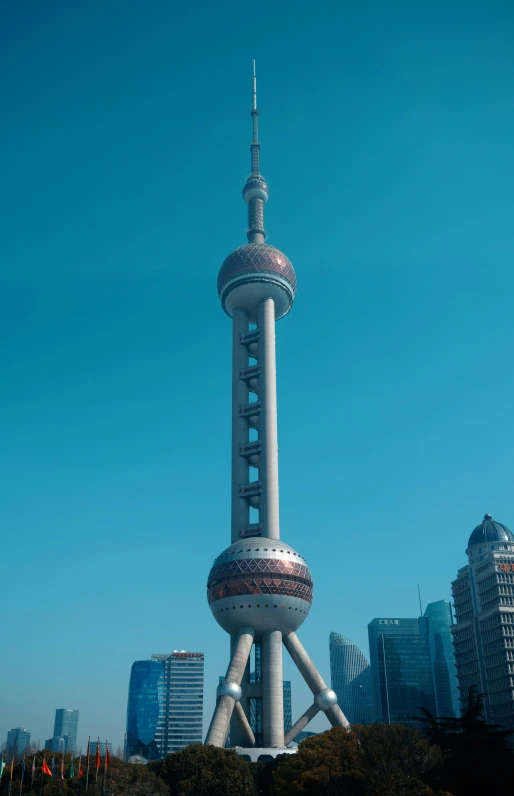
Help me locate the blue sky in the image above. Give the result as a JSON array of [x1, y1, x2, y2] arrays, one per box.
[[2, 0, 514, 751]]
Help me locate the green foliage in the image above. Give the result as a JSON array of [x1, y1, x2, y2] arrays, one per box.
[[271, 725, 442, 796], [149, 744, 257, 796], [1, 751, 166, 796], [415, 687, 514, 796]]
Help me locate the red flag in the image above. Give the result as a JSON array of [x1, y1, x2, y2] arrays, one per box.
[[42, 759, 52, 777], [79, 756, 83, 777], [105, 743, 110, 771], [9, 758, 14, 780], [95, 741, 100, 770]]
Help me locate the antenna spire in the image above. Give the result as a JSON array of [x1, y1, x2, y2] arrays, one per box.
[[243, 61, 269, 243], [252, 59, 257, 114]]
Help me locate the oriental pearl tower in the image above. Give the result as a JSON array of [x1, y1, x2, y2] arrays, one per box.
[[205, 64, 349, 755]]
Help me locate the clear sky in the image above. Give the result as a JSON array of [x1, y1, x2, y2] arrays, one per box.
[[2, 0, 514, 752]]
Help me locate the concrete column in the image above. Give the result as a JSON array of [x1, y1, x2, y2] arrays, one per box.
[[232, 308, 250, 543], [258, 298, 280, 540], [325, 704, 350, 729], [283, 632, 349, 729], [205, 627, 255, 747], [262, 630, 284, 747], [232, 701, 256, 747], [283, 632, 326, 695], [229, 634, 251, 747], [283, 703, 320, 746]]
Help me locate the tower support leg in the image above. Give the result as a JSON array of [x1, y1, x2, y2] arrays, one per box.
[[262, 630, 284, 747], [205, 627, 255, 747], [283, 631, 350, 729], [232, 701, 256, 747], [229, 634, 252, 747], [283, 703, 320, 746]]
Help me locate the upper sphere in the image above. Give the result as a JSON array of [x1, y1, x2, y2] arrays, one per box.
[[218, 243, 296, 321], [467, 514, 514, 548]]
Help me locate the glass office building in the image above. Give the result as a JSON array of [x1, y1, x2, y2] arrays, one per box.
[[125, 659, 164, 760], [368, 618, 436, 728], [126, 651, 204, 759], [329, 633, 374, 725], [6, 728, 31, 755], [53, 709, 79, 753], [423, 601, 459, 717]]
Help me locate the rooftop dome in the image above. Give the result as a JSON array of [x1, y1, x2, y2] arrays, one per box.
[[467, 514, 514, 548]]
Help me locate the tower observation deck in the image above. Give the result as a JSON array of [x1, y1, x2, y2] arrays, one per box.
[[204, 64, 349, 755]]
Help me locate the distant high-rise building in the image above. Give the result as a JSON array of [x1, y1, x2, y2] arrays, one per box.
[[368, 618, 436, 728], [283, 681, 292, 735], [451, 514, 514, 728], [329, 633, 374, 725], [53, 709, 79, 753], [125, 652, 204, 759], [90, 742, 112, 756], [6, 728, 31, 755], [45, 736, 69, 753], [125, 659, 164, 760], [423, 601, 459, 717]]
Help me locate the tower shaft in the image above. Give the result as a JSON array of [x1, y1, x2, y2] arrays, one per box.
[[231, 298, 280, 542]]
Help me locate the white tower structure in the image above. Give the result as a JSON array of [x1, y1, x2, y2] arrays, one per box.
[[205, 64, 349, 757]]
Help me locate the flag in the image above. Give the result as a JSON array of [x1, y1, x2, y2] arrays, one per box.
[[105, 743, 110, 772], [31, 755, 36, 786], [69, 759, 75, 779], [10, 757, 14, 780], [61, 756, 64, 780], [78, 756, 83, 777], [42, 759, 52, 777], [95, 742, 100, 770], [0, 758, 4, 779], [21, 757, 26, 785], [51, 756, 55, 778]]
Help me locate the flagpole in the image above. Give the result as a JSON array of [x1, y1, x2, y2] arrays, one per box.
[[94, 740, 99, 790], [85, 738, 90, 793], [31, 757, 36, 794], [8, 757, 14, 796], [19, 758, 25, 796]]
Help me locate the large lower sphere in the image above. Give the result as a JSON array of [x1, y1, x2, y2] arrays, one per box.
[[207, 538, 312, 638]]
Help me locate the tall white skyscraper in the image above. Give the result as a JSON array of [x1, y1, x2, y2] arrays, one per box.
[[452, 514, 514, 728]]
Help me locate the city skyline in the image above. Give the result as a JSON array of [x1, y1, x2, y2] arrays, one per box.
[[3, 1, 514, 752]]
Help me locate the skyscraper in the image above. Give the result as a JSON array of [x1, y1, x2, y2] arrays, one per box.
[[423, 601, 459, 717], [205, 63, 348, 756], [368, 618, 436, 728], [451, 514, 514, 728], [53, 709, 79, 753], [6, 728, 31, 756], [125, 652, 204, 759], [329, 633, 374, 725], [45, 709, 79, 754], [125, 659, 164, 760]]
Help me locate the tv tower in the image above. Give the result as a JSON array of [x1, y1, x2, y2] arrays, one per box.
[[205, 64, 349, 754]]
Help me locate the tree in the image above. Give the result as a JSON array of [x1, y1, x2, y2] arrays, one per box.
[[415, 687, 514, 796], [149, 744, 257, 795], [271, 725, 442, 796]]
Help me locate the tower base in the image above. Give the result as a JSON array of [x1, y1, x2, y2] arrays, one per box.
[[232, 746, 297, 763]]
